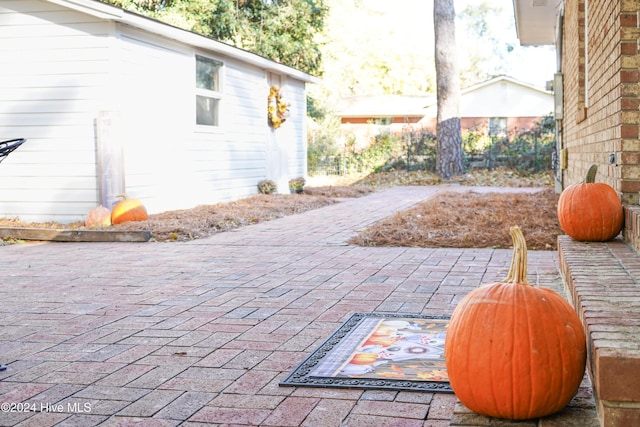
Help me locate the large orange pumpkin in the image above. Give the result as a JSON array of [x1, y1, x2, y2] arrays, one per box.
[[85, 205, 111, 228], [445, 226, 586, 420], [111, 194, 148, 224], [557, 164, 623, 241]]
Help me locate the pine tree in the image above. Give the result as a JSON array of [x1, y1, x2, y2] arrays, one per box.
[[434, 0, 464, 179]]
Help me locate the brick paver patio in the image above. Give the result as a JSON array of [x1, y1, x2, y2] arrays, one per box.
[[0, 186, 599, 426]]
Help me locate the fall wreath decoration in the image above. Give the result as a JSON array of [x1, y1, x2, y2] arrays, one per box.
[[268, 85, 289, 129]]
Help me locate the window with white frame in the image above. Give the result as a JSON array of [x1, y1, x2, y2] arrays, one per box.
[[489, 117, 507, 137], [373, 117, 393, 126], [195, 55, 223, 126]]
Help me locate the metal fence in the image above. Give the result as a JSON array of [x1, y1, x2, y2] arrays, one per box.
[[308, 155, 365, 176], [309, 119, 556, 177], [309, 144, 555, 176]]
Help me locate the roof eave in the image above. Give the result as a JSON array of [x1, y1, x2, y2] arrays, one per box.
[[119, 13, 320, 83], [463, 75, 552, 94], [46, 0, 321, 84], [512, 0, 560, 46]]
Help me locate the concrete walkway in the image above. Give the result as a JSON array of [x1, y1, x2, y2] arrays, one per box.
[[0, 186, 599, 426]]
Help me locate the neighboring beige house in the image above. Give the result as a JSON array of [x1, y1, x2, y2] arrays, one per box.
[[335, 76, 553, 146], [335, 94, 434, 147], [420, 76, 554, 136], [0, 0, 318, 223]]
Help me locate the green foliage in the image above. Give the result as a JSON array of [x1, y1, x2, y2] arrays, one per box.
[[316, 0, 436, 98], [306, 96, 325, 121], [288, 177, 306, 192], [307, 115, 341, 174], [310, 117, 556, 177], [103, 0, 327, 75], [345, 132, 399, 173], [493, 114, 556, 173], [457, 1, 516, 86], [462, 128, 492, 155], [401, 129, 438, 171], [232, 0, 327, 74]]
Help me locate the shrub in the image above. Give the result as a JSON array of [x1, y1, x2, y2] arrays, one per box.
[[258, 179, 277, 194], [288, 177, 306, 193], [307, 116, 342, 174], [308, 114, 556, 177]]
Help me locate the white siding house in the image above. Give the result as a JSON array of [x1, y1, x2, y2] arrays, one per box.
[[0, 0, 318, 222], [336, 76, 553, 146], [431, 76, 552, 119]]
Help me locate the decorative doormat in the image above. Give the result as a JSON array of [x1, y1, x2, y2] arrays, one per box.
[[280, 313, 452, 393]]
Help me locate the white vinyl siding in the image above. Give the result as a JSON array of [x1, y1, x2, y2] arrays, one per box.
[[461, 81, 553, 118], [189, 60, 269, 204], [195, 55, 223, 127], [0, 0, 313, 222], [0, 0, 111, 222], [287, 79, 308, 178], [115, 29, 271, 212], [115, 30, 193, 213]]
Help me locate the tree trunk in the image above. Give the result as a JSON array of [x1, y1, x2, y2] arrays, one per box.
[[434, 0, 464, 180]]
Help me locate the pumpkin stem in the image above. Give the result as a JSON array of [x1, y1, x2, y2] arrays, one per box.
[[585, 164, 598, 184], [503, 226, 531, 285], [116, 193, 128, 200]]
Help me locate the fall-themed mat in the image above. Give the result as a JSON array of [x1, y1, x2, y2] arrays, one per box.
[[280, 313, 452, 393]]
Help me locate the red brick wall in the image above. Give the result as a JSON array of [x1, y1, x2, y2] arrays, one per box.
[[461, 117, 542, 135], [342, 116, 540, 131], [561, 0, 640, 204], [420, 117, 543, 137], [340, 116, 422, 125]]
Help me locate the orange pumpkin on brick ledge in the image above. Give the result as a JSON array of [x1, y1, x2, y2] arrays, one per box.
[[444, 226, 586, 420], [111, 194, 148, 225], [557, 164, 623, 241]]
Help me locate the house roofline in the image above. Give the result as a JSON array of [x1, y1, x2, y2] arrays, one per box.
[[418, 75, 552, 109], [336, 75, 552, 117], [512, 0, 561, 46], [335, 94, 434, 117], [339, 114, 425, 119], [46, 0, 321, 84], [462, 75, 552, 95]]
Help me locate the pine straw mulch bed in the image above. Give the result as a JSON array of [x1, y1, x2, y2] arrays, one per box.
[[0, 194, 337, 243], [349, 188, 561, 250], [111, 192, 357, 241], [354, 168, 554, 189], [0, 169, 561, 248], [0, 186, 374, 243]]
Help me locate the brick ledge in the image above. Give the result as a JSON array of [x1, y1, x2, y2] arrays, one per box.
[[624, 205, 640, 252], [558, 235, 640, 427]]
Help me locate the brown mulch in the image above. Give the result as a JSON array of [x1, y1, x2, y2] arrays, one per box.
[[0, 194, 338, 243], [355, 168, 554, 189], [349, 188, 561, 250], [0, 186, 375, 243], [112, 194, 338, 241], [0, 169, 561, 247], [303, 185, 374, 198]]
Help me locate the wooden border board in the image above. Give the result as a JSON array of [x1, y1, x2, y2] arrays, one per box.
[[0, 227, 151, 242]]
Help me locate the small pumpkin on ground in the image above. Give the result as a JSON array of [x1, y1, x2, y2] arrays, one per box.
[[444, 226, 586, 420], [85, 205, 111, 228], [111, 194, 148, 224], [557, 164, 623, 241]]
